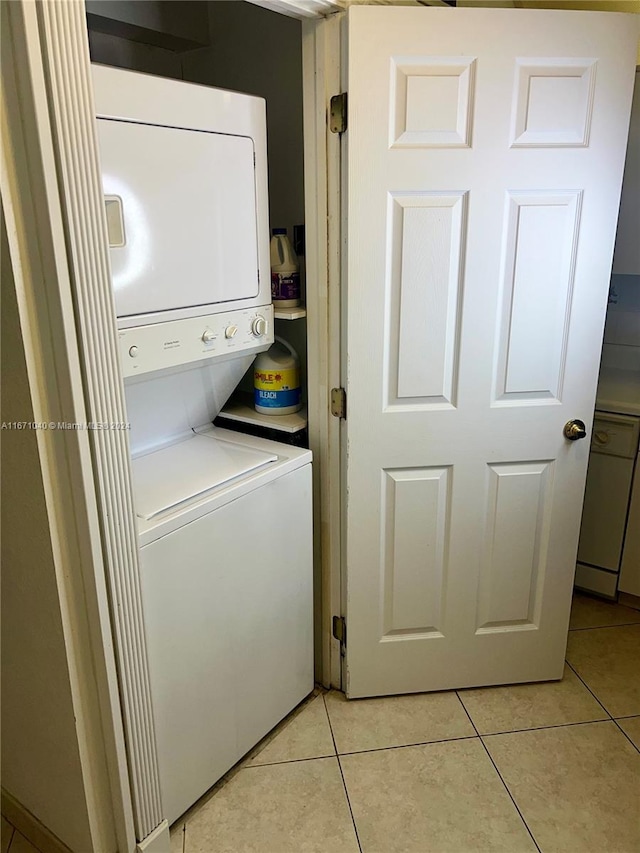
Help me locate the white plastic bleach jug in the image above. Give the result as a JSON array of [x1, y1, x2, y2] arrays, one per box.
[[254, 337, 302, 415], [270, 228, 300, 307]]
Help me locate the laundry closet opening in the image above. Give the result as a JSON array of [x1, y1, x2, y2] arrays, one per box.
[[86, 0, 320, 618], [87, 0, 320, 826], [87, 0, 309, 436]]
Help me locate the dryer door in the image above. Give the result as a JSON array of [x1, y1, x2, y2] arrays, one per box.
[[98, 119, 262, 324]]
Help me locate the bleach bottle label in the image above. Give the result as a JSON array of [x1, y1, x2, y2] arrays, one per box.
[[254, 367, 301, 410]]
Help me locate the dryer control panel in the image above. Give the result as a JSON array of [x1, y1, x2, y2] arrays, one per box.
[[119, 305, 274, 378]]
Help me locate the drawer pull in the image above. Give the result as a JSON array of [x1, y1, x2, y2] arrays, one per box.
[[594, 431, 611, 445]]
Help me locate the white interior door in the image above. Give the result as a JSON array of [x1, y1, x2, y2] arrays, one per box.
[[344, 7, 638, 698]]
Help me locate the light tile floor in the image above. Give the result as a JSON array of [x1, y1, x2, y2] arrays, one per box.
[[1, 819, 38, 853], [171, 592, 640, 853], [3, 593, 638, 853]]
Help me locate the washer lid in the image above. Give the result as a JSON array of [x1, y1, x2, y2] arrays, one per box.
[[132, 433, 277, 520]]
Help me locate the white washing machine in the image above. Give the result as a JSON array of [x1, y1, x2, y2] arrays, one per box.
[[93, 65, 314, 824], [117, 323, 314, 824], [134, 426, 312, 825]]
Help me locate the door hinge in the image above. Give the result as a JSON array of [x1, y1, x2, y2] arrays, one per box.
[[332, 615, 346, 648], [330, 93, 348, 134], [330, 387, 346, 419]]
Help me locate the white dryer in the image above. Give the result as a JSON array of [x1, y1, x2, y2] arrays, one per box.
[[92, 63, 272, 329], [92, 66, 314, 825]]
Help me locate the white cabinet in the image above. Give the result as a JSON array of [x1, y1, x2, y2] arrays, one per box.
[[579, 68, 640, 600], [619, 456, 640, 597], [575, 413, 640, 598]]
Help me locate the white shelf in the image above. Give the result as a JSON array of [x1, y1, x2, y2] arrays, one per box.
[[217, 392, 307, 434], [273, 305, 307, 320]]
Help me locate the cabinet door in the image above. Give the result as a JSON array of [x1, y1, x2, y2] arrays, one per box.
[[619, 463, 640, 596], [577, 454, 634, 571]]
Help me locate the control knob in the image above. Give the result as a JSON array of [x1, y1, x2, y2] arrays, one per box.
[[251, 316, 267, 337], [201, 329, 216, 344], [224, 324, 239, 340]]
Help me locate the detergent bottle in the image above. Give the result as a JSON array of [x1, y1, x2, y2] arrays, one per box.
[[270, 228, 301, 307]]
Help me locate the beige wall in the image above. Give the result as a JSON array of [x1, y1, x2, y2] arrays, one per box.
[[614, 70, 640, 276], [515, 1, 639, 10], [180, 1, 308, 390], [431, 1, 640, 60], [1, 213, 94, 853], [87, 1, 305, 251], [87, 1, 308, 387], [182, 1, 305, 243], [86, 0, 209, 49], [511, 0, 640, 60], [89, 27, 183, 78]]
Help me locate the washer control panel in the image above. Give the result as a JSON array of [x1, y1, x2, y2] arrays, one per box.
[[119, 305, 274, 377]]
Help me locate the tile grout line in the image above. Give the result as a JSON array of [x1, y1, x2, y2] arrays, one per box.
[[612, 720, 640, 755], [246, 752, 338, 769], [244, 690, 325, 767], [453, 715, 611, 739], [454, 692, 542, 853], [244, 709, 620, 768], [322, 694, 364, 853], [569, 620, 640, 631], [564, 659, 614, 720], [564, 656, 640, 754], [248, 734, 480, 767]]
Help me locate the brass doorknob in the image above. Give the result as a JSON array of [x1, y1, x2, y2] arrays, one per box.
[[564, 419, 587, 441]]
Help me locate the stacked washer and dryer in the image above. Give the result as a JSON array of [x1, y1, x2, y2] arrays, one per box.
[[92, 65, 313, 825]]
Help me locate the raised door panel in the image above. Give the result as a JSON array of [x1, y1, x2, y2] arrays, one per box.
[[390, 57, 476, 148], [476, 461, 554, 633], [381, 467, 451, 639], [510, 59, 597, 148], [493, 191, 582, 404], [386, 192, 467, 409]]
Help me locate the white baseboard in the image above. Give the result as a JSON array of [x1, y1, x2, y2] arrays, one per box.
[[1, 790, 72, 853], [574, 563, 618, 598], [136, 820, 170, 853], [618, 590, 640, 611]]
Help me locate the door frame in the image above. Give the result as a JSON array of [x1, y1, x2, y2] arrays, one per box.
[[1, 2, 138, 850], [249, 0, 344, 16], [248, 0, 345, 691], [302, 12, 345, 690], [3, 0, 342, 849]]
